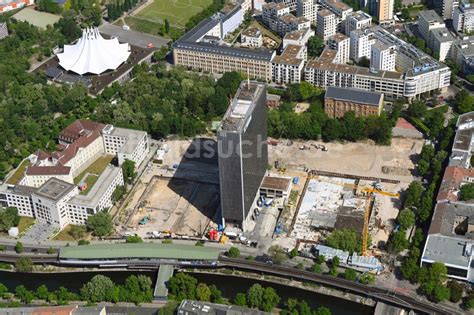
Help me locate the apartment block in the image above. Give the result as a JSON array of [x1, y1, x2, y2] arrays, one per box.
[[272, 44, 305, 84], [319, 0, 353, 33], [431, 28, 455, 61], [317, 9, 337, 40], [241, 27, 263, 48], [377, 0, 394, 21], [418, 10, 446, 43], [350, 29, 375, 61], [451, 36, 474, 74], [296, 0, 318, 24], [345, 10, 372, 36], [274, 0, 298, 11], [370, 40, 396, 71], [324, 86, 383, 118], [454, 0, 474, 34], [262, 2, 310, 36], [283, 28, 314, 48], [327, 33, 350, 64], [433, 0, 457, 19]]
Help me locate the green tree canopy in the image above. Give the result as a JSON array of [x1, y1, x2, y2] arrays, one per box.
[[460, 183, 474, 201], [86, 211, 113, 237], [397, 209, 416, 230]]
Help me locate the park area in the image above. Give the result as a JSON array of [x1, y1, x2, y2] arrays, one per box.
[[133, 0, 212, 28]]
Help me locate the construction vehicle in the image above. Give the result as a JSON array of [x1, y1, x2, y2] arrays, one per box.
[[310, 176, 400, 198]]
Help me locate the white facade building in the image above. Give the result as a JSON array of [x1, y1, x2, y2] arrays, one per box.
[[241, 27, 263, 48], [263, 2, 310, 36], [418, 10, 446, 43], [31, 178, 78, 229], [102, 125, 149, 168], [350, 29, 375, 61], [317, 9, 337, 40], [327, 33, 350, 64], [345, 11, 372, 36], [370, 40, 396, 71], [272, 45, 305, 84], [296, 0, 318, 25], [454, 0, 474, 34]]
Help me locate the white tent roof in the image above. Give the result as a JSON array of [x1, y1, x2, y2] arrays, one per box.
[[57, 27, 131, 75]]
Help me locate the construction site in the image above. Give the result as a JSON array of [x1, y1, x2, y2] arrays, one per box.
[[289, 171, 401, 255]]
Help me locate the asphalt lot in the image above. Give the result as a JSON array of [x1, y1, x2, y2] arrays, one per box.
[[20, 222, 56, 244], [99, 23, 170, 49]]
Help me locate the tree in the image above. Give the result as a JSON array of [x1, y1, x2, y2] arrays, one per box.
[[267, 245, 288, 265], [36, 284, 49, 300], [0, 283, 8, 298], [325, 228, 362, 253], [164, 19, 170, 33], [446, 280, 464, 303], [15, 257, 33, 272], [316, 255, 326, 264], [431, 284, 450, 302], [0, 207, 20, 231], [227, 246, 240, 258], [314, 307, 332, 315], [307, 36, 325, 58], [403, 181, 423, 209], [407, 100, 427, 118], [15, 285, 34, 304], [126, 235, 143, 243], [234, 292, 247, 306], [80, 275, 116, 302], [460, 183, 474, 201], [358, 56, 370, 67], [86, 211, 113, 237], [388, 231, 408, 253], [310, 263, 322, 273], [112, 185, 126, 203], [68, 225, 86, 239], [261, 287, 280, 312], [289, 248, 298, 259], [122, 159, 137, 184], [168, 272, 198, 302], [359, 273, 375, 285], [397, 209, 415, 230], [14, 241, 23, 253], [455, 89, 474, 114], [344, 269, 358, 281], [196, 283, 211, 302], [466, 293, 474, 309], [246, 284, 264, 309], [47, 247, 55, 254], [209, 284, 222, 304]]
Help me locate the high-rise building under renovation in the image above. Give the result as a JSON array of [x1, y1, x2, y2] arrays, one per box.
[[217, 81, 268, 229]]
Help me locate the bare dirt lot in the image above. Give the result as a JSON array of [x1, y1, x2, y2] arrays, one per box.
[[131, 176, 219, 237], [269, 138, 423, 184]]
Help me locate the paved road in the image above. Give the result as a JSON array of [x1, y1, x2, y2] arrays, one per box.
[[99, 23, 170, 49]]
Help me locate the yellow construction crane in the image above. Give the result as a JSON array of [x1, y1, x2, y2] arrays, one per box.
[[309, 176, 400, 198], [361, 193, 373, 256]]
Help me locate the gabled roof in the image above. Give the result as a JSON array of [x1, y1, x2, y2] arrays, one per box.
[[325, 86, 383, 106]]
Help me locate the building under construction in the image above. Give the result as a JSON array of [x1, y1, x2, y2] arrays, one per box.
[[291, 174, 395, 245]]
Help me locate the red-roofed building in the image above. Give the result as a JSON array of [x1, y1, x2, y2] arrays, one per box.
[[437, 166, 474, 202]]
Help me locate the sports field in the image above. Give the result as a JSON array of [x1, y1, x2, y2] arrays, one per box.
[[135, 0, 213, 28]]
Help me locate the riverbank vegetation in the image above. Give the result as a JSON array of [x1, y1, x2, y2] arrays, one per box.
[[0, 274, 153, 307], [165, 272, 332, 314]]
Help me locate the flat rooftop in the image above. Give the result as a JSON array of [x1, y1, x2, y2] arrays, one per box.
[[260, 176, 291, 191], [59, 243, 220, 260], [219, 81, 265, 132], [423, 234, 471, 269], [103, 125, 147, 155], [418, 10, 444, 24], [34, 178, 75, 201], [67, 165, 121, 208], [98, 23, 170, 49], [178, 300, 270, 315]]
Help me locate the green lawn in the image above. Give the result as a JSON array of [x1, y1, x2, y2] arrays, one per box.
[[18, 217, 35, 233], [74, 155, 114, 185], [6, 160, 30, 185], [135, 0, 212, 28], [79, 174, 99, 195], [53, 224, 88, 241]]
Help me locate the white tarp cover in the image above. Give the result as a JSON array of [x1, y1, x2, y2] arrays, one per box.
[[57, 27, 131, 75]]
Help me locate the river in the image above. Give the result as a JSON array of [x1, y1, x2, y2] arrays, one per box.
[[0, 270, 373, 315]]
